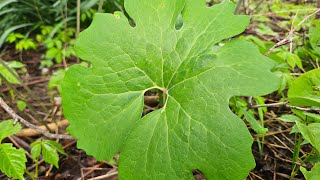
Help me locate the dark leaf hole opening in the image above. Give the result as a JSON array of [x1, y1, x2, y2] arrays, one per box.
[[193, 169, 207, 180], [143, 88, 166, 115]]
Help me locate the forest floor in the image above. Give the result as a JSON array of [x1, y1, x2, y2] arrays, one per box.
[[1, 2, 320, 179], [0, 45, 311, 180]]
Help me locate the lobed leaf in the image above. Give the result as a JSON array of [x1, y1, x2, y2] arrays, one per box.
[[62, 0, 280, 179]]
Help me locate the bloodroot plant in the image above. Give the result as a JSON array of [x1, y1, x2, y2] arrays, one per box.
[[62, 0, 279, 179]]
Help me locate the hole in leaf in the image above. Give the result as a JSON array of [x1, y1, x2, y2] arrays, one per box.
[[206, 0, 223, 7], [143, 88, 167, 115], [175, 14, 183, 30], [193, 169, 207, 180]]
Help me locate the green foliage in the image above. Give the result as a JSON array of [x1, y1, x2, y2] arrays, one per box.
[[0, 0, 124, 48], [0, 144, 27, 180], [0, 60, 25, 85], [277, 51, 303, 70], [239, 107, 268, 135], [36, 26, 76, 67], [288, 69, 320, 107], [0, 119, 21, 142], [31, 140, 66, 168], [242, 35, 294, 94], [0, 120, 26, 180], [5, 33, 24, 43], [309, 20, 320, 56], [301, 163, 320, 180], [6, 33, 37, 51], [15, 39, 37, 51], [278, 114, 303, 123], [48, 69, 65, 93], [296, 122, 320, 153], [16, 100, 26, 112], [62, 0, 280, 179]]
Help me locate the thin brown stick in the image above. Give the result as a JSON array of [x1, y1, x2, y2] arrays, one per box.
[[250, 101, 320, 112], [0, 97, 73, 140], [87, 171, 118, 180], [265, 8, 320, 56], [251, 101, 288, 108], [8, 136, 32, 159], [16, 119, 70, 137], [273, 160, 277, 180]]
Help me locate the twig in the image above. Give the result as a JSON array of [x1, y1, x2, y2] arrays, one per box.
[[250, 101, 320, 112], [16, 119, 70, 137], [8, 136, 32, 159], [0, 97, 73, 140], [87, 171, 118, 180], [251, 101, 288, 108], [10, 135, 32, 151], [273, 160, 277, 180], [265, 8, 320, 56]]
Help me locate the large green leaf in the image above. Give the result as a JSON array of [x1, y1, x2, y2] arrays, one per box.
[[296, 122, 320, 153], [62, 0, 279, 179], [0, 120, 21, 143], [0, 143, 26, 180], [288, 69, 320, 107], [301, 163, 320, 180]]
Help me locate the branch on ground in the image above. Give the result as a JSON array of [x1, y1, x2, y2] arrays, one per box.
[[0, 97, 74, 140]]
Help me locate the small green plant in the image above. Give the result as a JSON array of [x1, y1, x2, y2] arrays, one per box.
[[0, 120, 26, 180], [278, 68, 320, 178], [62, 0, 280, 179], [48, 69, 66, 94], [30, 140, 66, 178], [36, 26, 76, 68], [288, 68, 320, 107], [0, 120, 66, 179], [16, 100, 27, 112], [6, 33, 37, 51]]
